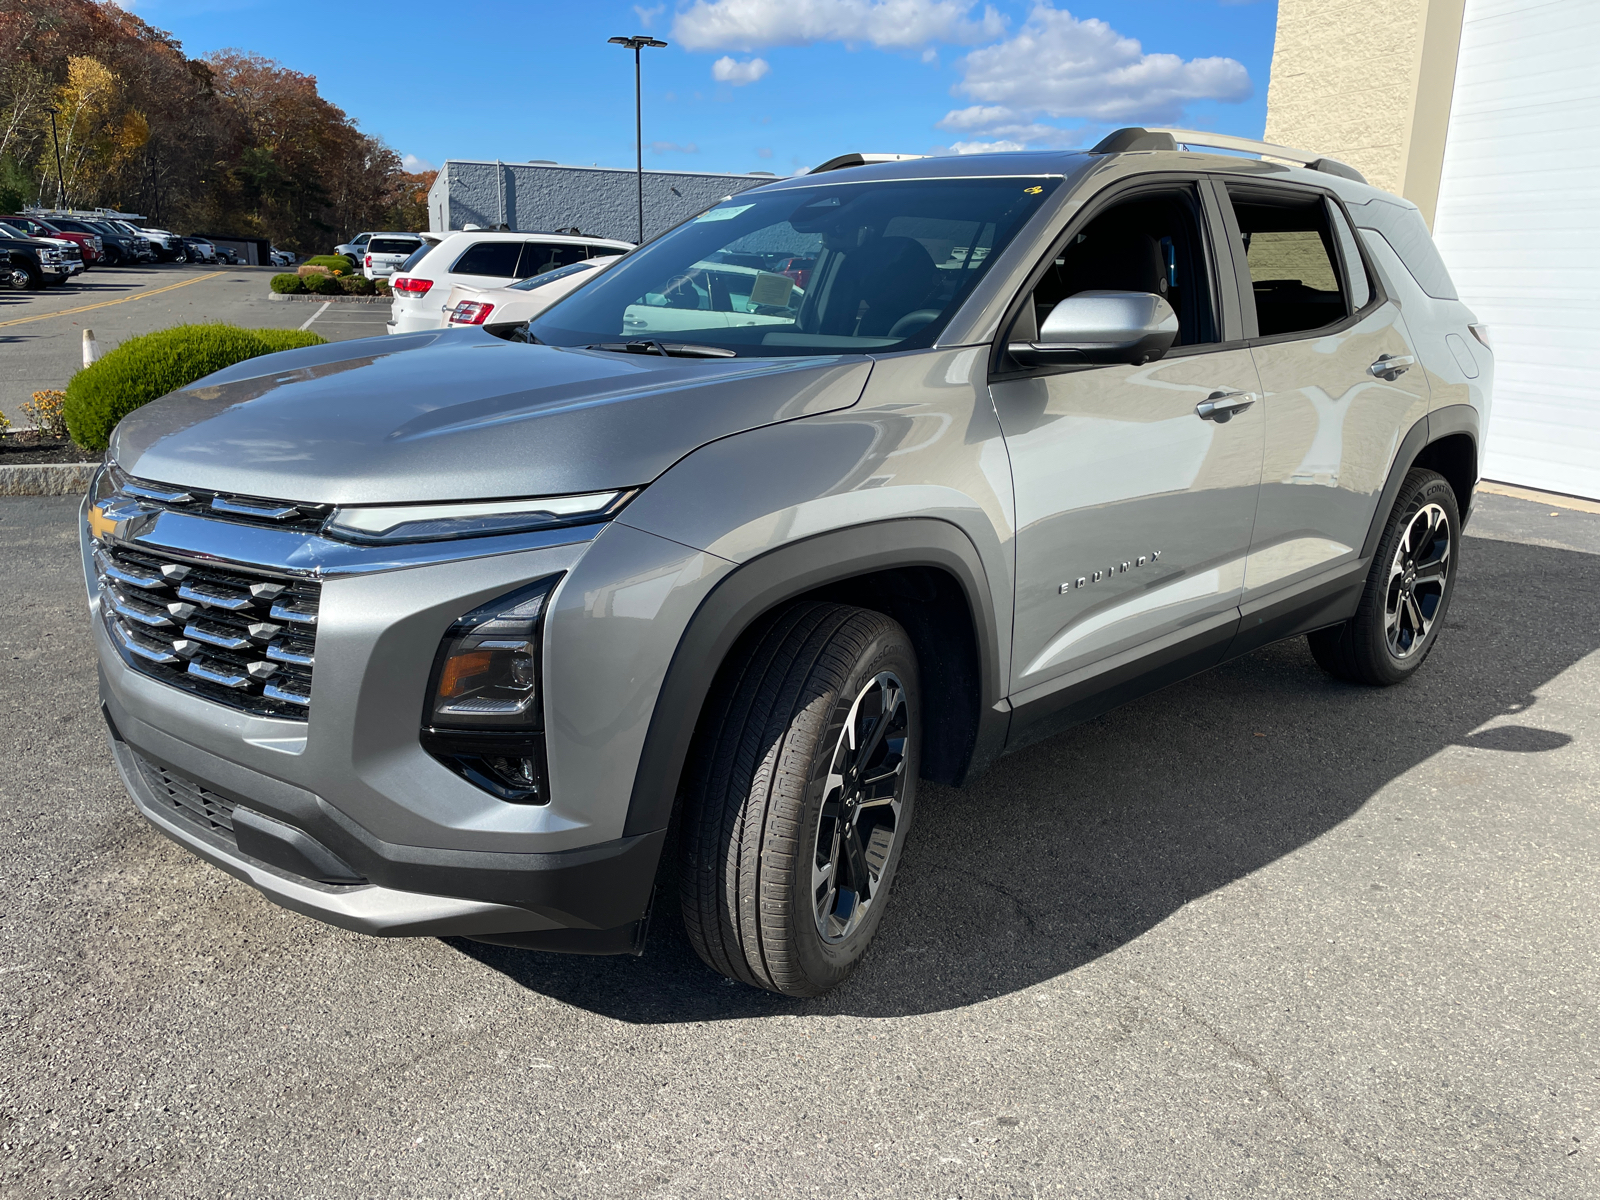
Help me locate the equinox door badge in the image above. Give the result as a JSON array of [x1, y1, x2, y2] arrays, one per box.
[[1059, 550, 1161, 593]]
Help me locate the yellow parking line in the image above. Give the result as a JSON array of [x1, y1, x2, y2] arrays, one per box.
[[0, 272, 223, 329]]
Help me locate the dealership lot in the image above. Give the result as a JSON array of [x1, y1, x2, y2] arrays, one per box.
[[0, 265, 389, 427], [1, 490, 1596, 1198]]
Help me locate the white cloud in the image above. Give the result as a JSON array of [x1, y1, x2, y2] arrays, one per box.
[[650, 141, 701, 154], [674, 0, 1006, 51], [946, 139, 1026, 154], [951, 4, 1251, 126], [936, 105, 1076, 146], [711, 55, 771, 85], [633, 3, 665, 26], [401, 154, 437, 173]]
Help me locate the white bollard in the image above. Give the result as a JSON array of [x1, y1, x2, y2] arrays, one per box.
[[82, 328, 98, 368]]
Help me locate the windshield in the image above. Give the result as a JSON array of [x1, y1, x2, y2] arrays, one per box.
[[527, 176, 1058, 357]]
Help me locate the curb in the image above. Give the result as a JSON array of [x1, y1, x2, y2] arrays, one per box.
[[0, 462, 99, 496], [268, 292, 390, 304]]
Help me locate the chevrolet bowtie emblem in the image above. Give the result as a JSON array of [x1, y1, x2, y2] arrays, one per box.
[[87, 503, 118, 541]]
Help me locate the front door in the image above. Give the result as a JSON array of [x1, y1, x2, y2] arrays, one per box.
[[992, 182, 1265, 700], [1220, 183, 1433, 609]]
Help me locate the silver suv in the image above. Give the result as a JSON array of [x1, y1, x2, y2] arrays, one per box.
[[81, 128, 1491, 997]]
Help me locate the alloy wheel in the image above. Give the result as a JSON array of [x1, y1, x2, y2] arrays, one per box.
[[1385, 501, 1451, 659], [811, 670, 910, 943]]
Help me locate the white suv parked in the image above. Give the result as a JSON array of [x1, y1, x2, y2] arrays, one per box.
[[387, 231, 632, 334], [363, 234, 424, 280]]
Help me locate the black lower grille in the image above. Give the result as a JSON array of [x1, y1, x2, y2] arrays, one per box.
[[132, 752, 238, 847], [96, 541, 319, 718]]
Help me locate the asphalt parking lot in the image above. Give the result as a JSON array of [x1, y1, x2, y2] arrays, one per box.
[[0, 264, 389, 426], [2, 490, 1598, 1200]]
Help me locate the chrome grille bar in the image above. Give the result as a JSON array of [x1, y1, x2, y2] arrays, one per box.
[[97, 542, 319, 718]]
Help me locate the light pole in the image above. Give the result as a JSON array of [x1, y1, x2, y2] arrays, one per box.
[[46, 106, 65, 208], [607, 34, 668, 244]]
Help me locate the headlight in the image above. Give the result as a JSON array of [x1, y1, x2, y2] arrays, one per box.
[[324, 490, 632, 545], [421, 577, 560, 804]]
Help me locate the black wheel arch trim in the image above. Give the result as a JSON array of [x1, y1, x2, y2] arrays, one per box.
[[622, 517, 1007, 838], [1361, 404, 1479, 562]]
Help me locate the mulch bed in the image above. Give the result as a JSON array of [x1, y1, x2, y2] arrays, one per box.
[[0, 435, 98, 465]]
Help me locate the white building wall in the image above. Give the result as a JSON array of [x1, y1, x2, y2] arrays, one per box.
[[1431, 0, 1600, 499]]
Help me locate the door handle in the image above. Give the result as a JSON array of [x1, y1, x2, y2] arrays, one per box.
[[1368, 354, 1415, 380], [1195, 390, 1257, 423]]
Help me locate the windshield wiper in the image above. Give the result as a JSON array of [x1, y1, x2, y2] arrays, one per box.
[[585, 340, 737, 359]]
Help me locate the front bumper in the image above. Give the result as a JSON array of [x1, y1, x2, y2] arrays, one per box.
[[81, 494, 694, 953], [105, 698, 661, 948]]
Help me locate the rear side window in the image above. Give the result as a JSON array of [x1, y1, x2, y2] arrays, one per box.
[[450, 240, 522, 277], [516, 241, 593, 278], [1349, 197, 1457, 300], [1328, 204, 1372, 311], [369, 237, 421, 254], [398, 246, 431, 273], [1226, 188, 1349, 338]]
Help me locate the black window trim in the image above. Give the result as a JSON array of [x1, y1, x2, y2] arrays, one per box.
[[987, 172, 1232, 382], [1213, 176, 1389, 349]]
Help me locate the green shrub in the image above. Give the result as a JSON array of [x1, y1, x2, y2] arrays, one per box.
[[64, 324, 330, 452], [338, 274, 375, 295], [303, 272, 342, 295], [270, 272, 305, 294], [305, 254, 358, 276], [253, 328, 329, 353], [373, 277, 392, 297]]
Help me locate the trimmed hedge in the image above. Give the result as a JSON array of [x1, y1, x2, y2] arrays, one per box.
[[303, 272, 342, 295], [64, 324, 330, 451], [304, 254, 358, 275], [270, 272, 305, 294], [338, 274, 375, 295]]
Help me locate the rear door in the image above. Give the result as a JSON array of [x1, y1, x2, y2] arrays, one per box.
[[1218, 181, 1431, 624], [992, 177, 1266, 702]]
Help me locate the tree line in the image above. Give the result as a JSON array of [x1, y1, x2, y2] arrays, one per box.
[[0, 0, 434, 252]]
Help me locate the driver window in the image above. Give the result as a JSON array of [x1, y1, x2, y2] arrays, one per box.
[[1018, 187, 1219, 348]]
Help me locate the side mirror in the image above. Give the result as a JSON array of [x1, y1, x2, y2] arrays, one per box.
[[1009, 290, 1179, 367]]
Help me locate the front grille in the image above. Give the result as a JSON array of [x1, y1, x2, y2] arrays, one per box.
[[131, 751, 238, 847], [96, 541, 319, 718], [119, 473, 332, 535]]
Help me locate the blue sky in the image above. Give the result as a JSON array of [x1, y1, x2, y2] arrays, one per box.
[[123, 0, 1280, 176]]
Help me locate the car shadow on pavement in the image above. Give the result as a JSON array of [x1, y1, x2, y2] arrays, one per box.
[[448, 534, 1600, 1021]]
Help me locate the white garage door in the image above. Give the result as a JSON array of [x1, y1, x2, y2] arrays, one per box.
[[1431, 0, 1600, 500]]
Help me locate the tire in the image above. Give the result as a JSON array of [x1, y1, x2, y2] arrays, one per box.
[[173, 249, 187, 264], [102, 246, 122, 267], [1308, 468, 1460, 685], [679, 601, 920, 997], [20, 261, 43, 290]]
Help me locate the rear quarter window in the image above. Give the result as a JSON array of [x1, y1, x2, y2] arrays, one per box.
[[1350, 198, 1457, 300]]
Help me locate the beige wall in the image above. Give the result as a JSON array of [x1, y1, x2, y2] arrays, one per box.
[[1265, 0, 1465, 226]]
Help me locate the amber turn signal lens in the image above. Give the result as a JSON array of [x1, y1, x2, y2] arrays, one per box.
[[437, 649, 495, 698]]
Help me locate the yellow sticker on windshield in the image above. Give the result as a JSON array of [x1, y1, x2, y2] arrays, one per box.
[[1023, 186, 1043, 194]]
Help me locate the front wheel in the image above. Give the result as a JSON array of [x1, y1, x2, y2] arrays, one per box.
[[1309, 468, 1460, 685], [680, 602, 920, 997]]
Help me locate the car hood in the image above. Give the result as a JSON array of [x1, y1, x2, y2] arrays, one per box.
[[110, 329, 873, 505]]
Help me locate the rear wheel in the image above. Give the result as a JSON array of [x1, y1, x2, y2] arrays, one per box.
[[679, 602, 919, 997], [1309, 468, 1459, 685]]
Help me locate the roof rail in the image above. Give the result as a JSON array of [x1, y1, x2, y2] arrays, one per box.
[[809, 152, 925, 175], [1089, 127, 1367, 185]]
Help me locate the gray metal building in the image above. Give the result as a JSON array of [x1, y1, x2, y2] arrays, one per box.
[[426, 161, 776, 242]]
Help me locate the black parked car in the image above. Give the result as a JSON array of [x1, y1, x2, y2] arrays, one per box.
[[47, 218, 140, 266], [0, 230, 68, 289]]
